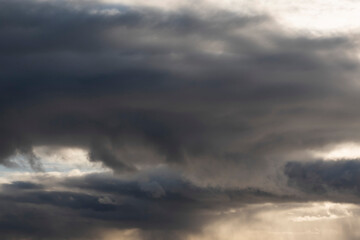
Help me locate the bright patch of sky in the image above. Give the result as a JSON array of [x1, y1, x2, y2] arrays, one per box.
[[311, 142, 360, 160], [0, 146, 108, 175], [100, 0, 360, 36], [186, 202, 360, 240]]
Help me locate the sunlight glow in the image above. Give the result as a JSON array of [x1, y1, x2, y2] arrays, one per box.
[[311, 142, 360, 160], [188, 202, 360, 240], [101, 0, 360, 35]]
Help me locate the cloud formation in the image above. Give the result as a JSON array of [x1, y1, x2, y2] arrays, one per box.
[[2, 0, 360, 239], [285, 160, 360, 201], [0, 170, 294, 239]]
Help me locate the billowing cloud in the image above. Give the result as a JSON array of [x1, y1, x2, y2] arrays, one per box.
[[2, 0, 360, 239], [0, 169, 294, 239], [285, 160, 360, 201]]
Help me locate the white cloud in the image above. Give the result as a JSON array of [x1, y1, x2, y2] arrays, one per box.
[[310, 142, 360, 160]]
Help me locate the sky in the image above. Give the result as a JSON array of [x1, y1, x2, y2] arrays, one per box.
[[2, 0, 360, 239]]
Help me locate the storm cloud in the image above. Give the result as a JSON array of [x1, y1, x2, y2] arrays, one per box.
[[2, 0, 360, 239], [0, 170, 295, 239], [285, 160, 360, 200]]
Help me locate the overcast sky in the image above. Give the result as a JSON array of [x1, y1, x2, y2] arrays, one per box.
[[2, 0, 360, 239]]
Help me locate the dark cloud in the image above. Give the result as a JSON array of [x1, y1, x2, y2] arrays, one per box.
[[1, 181, 44, 191], [0, 171, 293, 239], [1, 0, 359, 178], [285, 160, 360, 201], [2, 0, 360, 239]]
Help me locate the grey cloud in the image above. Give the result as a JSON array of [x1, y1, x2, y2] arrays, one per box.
[[0, 0, 359, 181], [285, 160, 360, 201], [1, 0, 360, 238], [1, 181, 44, 191], [0, 171, 293, 240], [139, 181, 166, 198]]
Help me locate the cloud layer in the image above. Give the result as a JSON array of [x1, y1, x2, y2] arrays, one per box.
[[2, 0, 360, 239]]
